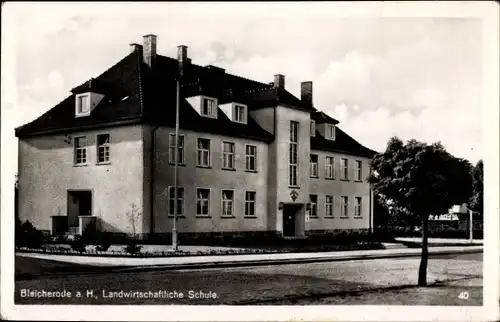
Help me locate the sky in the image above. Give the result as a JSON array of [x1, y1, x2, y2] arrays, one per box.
[[2, 2, 485, 166]]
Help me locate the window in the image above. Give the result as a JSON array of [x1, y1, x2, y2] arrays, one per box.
[[327, 124, 336, 140], [202, 97, 216, 117], [355, 160, 362, 181], [245, 145, 257, 171], [168, 187, 184, 216], [309, 195, 318, 218], [196, 189, 210, 217], [245, 191, 256, 217], [325, 195, 334, 217], [76, 94, 90, 116], [325, 156, 334, 179], [341, 158, 349, 180], [168, 134, 185, 165], [355, 197, 362, 217], [197, 138, 211, 167], [221, 190, 234, 217], [310, 154, 318, 178], [341, 196, 348, 217], [74, 136, 87, 165], [97, 134, 110, 163], [289, 121, 299, 186], [234, 104, 246, 123], [310, 120, 316, 137], [222, 142, 235, 169]]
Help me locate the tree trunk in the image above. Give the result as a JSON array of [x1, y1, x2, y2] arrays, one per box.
[[418, 213, 429, 286]]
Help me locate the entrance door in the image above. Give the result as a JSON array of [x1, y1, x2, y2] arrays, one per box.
[[67, 190, 92, 228], [283, 205, 296, 237]]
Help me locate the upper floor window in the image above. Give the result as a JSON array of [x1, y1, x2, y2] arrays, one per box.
[[169, 134, 185, 165], [76, 94, 91, 117], [74, 136, 87, 165], [325, 156, 334, 179], [197, 138, 211, 167], [201, 97, 216, 117], [341, 158, 349, 180], [310, 154, 318, 178], [234, 104, 247, 123], [310, 120, 316, 137], [355, 160, 362, 181], [309, 195, 318, 218], [327, 124, 336, 140], [222, 141, 235, 170], [289, 121, 299, 187], [245, 145, 257, 171], [97, 134, 110, 164]]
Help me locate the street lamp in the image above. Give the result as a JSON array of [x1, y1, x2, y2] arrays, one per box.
[[172, 78, 180, 251]]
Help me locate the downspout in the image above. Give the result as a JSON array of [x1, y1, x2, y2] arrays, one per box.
[[150, 125, 160, 240], [369, 186, 373, 234]]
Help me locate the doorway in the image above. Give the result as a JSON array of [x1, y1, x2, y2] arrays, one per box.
[[283, 204, 301, 237], [67, 190, 92, 229]]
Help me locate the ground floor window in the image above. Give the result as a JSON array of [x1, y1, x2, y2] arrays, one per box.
[[309, 194, 318, 218], [196, 188, 210, 216], [168, 187, 184, 216], [221, 190, 234, 217], [325, 195, 333, 217], [245, 191, 256, 217]]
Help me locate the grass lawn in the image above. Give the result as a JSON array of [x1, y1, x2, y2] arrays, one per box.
[[15, 256, 119, 280]]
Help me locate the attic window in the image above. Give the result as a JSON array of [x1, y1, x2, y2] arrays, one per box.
[[327, 124, 336, 140], [76, 93, 91, 117], [201, 97, 216, 118], [234, 104, 247, 124]]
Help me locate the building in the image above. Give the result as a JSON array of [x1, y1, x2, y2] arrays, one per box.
[[15, 34, 377, 241]]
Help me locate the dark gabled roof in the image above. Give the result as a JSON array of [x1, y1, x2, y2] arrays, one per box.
[[311, 110, 339, 124], [15, 51, 144, 138], [311, 126, 377, 158], [14, 46, 375, 155]]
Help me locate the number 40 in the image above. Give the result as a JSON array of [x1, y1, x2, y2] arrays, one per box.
[[458, 291, 470, 300]]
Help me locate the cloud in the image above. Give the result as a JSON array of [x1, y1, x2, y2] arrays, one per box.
[[3, 5, 483, 164]]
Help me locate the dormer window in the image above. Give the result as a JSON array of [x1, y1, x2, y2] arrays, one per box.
[[201, 97, 216, 118], [310, 120, 316, 137], [76, 93, 91, 117], [326, 124, 336, 140], [74, 92, 103, 117], [234, 104, 247, 124]]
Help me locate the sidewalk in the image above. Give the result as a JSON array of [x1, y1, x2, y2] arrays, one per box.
[[16, 245, 483, 271], [395, 237, 483, 245]]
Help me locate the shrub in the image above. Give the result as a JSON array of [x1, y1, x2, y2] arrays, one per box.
[[16, 220, 45, 249], [124, 243, 142, 255], [70, 235, 87, 253], [81, 220, 99, 245], [95, 232, 113, 252]]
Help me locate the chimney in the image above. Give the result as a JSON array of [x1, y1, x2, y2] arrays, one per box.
[[301, 81, 313, 106], [142, 34, 157, 68], [274, 74, 285, 89], [130, 43, 142, 54], [177, 45, 191, 78]]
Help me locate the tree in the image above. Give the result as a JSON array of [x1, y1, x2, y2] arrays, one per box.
[[369, 137, 473, 286], [469, 160, 483, 214]]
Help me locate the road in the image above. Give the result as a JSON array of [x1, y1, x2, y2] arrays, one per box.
[[15, 252, 482, 305]]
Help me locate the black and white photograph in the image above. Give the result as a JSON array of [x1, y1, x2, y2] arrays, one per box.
[[1, 2, 499, 321]]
